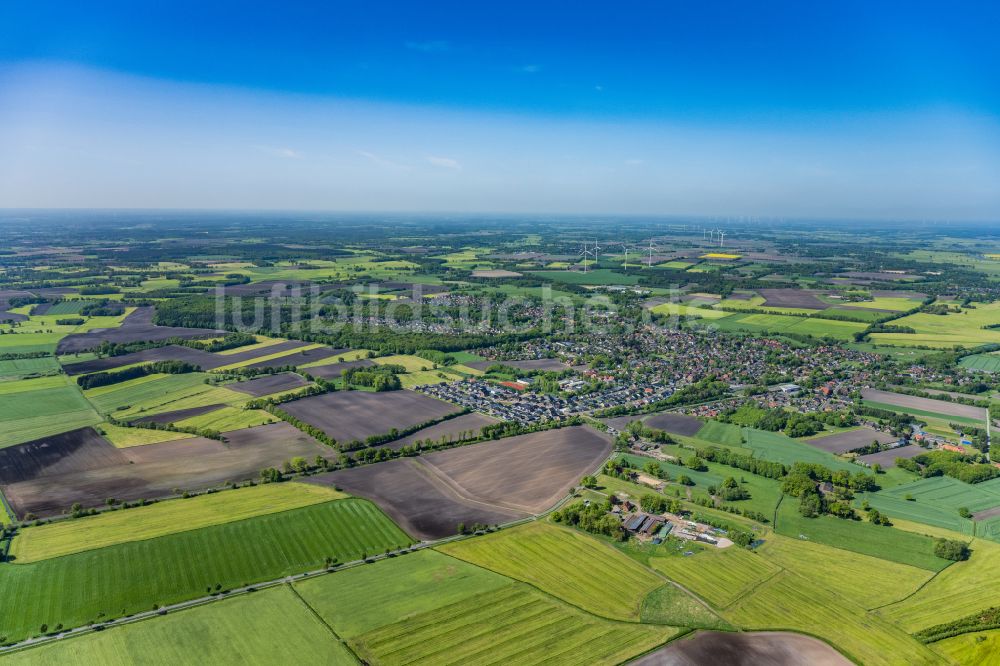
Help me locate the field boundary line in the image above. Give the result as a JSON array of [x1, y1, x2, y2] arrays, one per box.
[[432, 549, 665, 627], [285, 583, 363, 665], [867, 558, 956, 612]]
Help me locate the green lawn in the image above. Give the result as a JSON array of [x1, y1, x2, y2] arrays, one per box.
[[0, 499, 411, 642], [438, 522, 663, 621], [0, 585, 357, 666]]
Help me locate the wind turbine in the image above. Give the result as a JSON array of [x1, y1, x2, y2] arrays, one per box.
[[718, 231, 727, 247], [646, 240, 658, 268], [579, 240, 594, 273], [622, 245, 633, 271]]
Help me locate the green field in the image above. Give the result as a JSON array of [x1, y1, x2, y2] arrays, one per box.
[[639, 583, 732, 628], [774, 498, 951, 571], [933, 629, 1000, 665], [707, 312, 867, 340], [294, 549, 512, 638], [97, 422, 196, 447], [1, 585, 357, 666], [296, 548, 677, 665], [10, 483, 346, 563], [694, 420, 746, 447], [648, 302, 733, 320], [0, 356, 60, 379], [529, 268, 639, 285], [350, 584, 675, 666], [696, 420, 859, 472], [43, 301, 88, 315], [438, 522, 663, 621], [172, 406, 276, 431], [724, 571, 944, 666], [880, 538, 1000, 633], [650, 545, 781, 609], [0, 375, 101, 448], [870, 302, 1000, 348], [84, 373, 245, 418], [862, 476, 1000, 537], [757, 534, 933, 610], [0, 499, 411, 642], [959, 352, 1000, 373]]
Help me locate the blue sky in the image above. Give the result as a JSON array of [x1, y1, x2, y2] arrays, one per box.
[[1, 1, 998, 218]]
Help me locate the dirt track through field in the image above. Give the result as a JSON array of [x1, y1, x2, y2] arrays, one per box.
[[307, 424, 612, 539]]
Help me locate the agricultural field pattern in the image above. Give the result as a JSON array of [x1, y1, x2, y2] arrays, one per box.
[[0, 214, 999, 666]]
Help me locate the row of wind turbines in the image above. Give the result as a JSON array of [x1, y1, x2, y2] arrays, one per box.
[[576, 228, 728, 272]]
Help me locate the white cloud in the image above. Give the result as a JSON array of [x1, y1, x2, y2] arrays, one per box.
[[426, 155, 462, 170], [521, 64, 541, 74], [254, 145, 301, 159], [405, 40, 450, 53], [357, 150, 409, 170]]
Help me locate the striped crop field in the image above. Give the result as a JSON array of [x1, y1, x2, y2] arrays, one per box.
[[0, 498, 410, 643], [438, 522, 663, 621]]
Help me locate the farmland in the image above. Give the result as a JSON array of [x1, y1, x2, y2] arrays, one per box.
[[959, 351, 1000, 373], [879, 539, 1000, 633], [310, 426, 610, 539], [281, 389, 461, 444], [350, 584, 676, 666], [774, 498, 952, 571], [724, 572, 944, 666], [649, 544, 782, 608], [1, 585, 357, 666], [870, 302, 1000, 348], [861, 388, 988, 421], [529, 268, 639, 285], [3, 214, 1000, 663], [10, 482, 346, 562], [297, 549, 677, 666], [0, 375, 102, 448], [438, 522, 663, 621], [0, 498, 410, 643], [2, 423, 334, 519], [861, 476, 1000, 537]]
